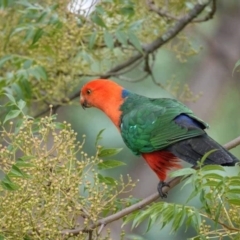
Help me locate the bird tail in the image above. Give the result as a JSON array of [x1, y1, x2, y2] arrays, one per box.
[[166, 134, 239, 166]]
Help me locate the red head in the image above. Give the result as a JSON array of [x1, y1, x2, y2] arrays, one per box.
[[80, 79, 125, 128]]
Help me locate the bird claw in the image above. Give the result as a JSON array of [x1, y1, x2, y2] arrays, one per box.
[[157, 181, 170, 198]]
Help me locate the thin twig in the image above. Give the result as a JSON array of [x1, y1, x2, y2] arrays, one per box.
[[194, 0, 217, 23], [146, 0, 216, 23], [61, 135, 240, 236]]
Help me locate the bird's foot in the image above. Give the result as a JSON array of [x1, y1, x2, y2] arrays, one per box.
[[157, 181, 170, 198]]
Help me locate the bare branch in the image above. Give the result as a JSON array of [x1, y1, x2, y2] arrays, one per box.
[[61, 135, 240, 236], [223, 136, 240, 150]]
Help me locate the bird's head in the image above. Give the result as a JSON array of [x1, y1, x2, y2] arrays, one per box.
[[80, 79, 126, 110], [80, 79, 129, 127]]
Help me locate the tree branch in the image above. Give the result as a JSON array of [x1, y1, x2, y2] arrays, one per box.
[[62, 135, 240, 236], [34, 0, 212, 118], [101, 0, 212, 78], [146, 0, 217, 23]]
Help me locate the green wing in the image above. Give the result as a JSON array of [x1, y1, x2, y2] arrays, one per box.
[[120, 95, 208, 155]]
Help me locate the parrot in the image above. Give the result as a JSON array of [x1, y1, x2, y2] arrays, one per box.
[[80, 79, 239, 198]]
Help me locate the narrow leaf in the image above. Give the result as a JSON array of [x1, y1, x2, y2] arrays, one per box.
[[104, 31, 114, 49], [17, 99, 26, 111], [228, 198, 240, 206], [128, 31, 143, 53], [115, 30, 127, 45], [1, 175, 20, 191], [169, 168, 196, 178], [8, 165, 27, 178], [97, 174, 117, 185], [31, 65, 48, 81], [0, 55, 13, 68], [98, 148, 122, 157], [95, 128, 105, 146], [203, 173, 223, 181], [89, 32, 97, 49], [98, 160, 126, 170], [4, 110, 21, 123], [91, 13, 107, 28], [4, 93, 16, 104], [32, 28, 43, 45], [202, 165, 225, 172], [199, 149, 217, 166]]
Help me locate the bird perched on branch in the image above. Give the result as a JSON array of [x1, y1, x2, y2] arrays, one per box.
[[80, 79, 239, 198]]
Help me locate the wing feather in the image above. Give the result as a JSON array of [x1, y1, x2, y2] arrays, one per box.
[[120, 94, 208, 155]]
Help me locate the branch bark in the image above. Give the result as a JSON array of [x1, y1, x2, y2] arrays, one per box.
[[62, 135, 240, 236]]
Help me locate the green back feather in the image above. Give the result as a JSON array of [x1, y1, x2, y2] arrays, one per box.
[[120, 93, 208, 155]]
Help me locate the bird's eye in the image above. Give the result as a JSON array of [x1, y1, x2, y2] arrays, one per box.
[[87, 89, 92, 95]]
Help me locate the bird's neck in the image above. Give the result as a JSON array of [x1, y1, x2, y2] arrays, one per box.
[[96, 89, 127, 130]]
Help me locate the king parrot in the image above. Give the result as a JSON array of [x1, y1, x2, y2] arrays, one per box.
[[80, 79, 239, 197]]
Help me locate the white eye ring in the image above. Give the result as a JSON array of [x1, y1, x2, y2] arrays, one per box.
[[87, 89, 91, 95]]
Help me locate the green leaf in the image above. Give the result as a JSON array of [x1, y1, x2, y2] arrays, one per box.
[[15, 160, 35, 168], [31, 65, 48, 81], [91, 13, 107, 28], [186, 189, 199, 203], [31, 28, 44, 45], [172, 208, 186, 232], [162, 206, 175, 227], [55, 122, 66, 129], [120, 6, 134, 16], [232, 59, 240, 76], [128, 31, 143, 53], [122, 212, 138, 227], [4, 109, 21, 123], [98, 148, 122, 157], [8, 165, 28, 178], [199, 149, 217, 166], [228, 198, 240, 206], [1, 175, 20, 191], [89, 32, 97, 49], [23, 59, 33, 69], [169, 168, 196, 178], [95, 128, 105, 146], [201, 165, 225, 172], [0, 55, 13, 68], [0, 0, 9, 8], [104, 31, 114, 49], [97, 174, 117, 185], [115, 30, 127, 45], [0, 234, 4, 240], [228, 188, 240, 195], [132, 211, 150, 228], [203, 173, 223, 181], [98, 160, 126, 170], [4, 93, 16, 104], [214, 201, 222, 228], [17, 99, 26, 111]]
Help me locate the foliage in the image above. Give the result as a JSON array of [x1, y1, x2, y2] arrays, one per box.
[[124, 164, 240, 239], [0, 0, 203, 118], [0, 116, 135, 239]]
